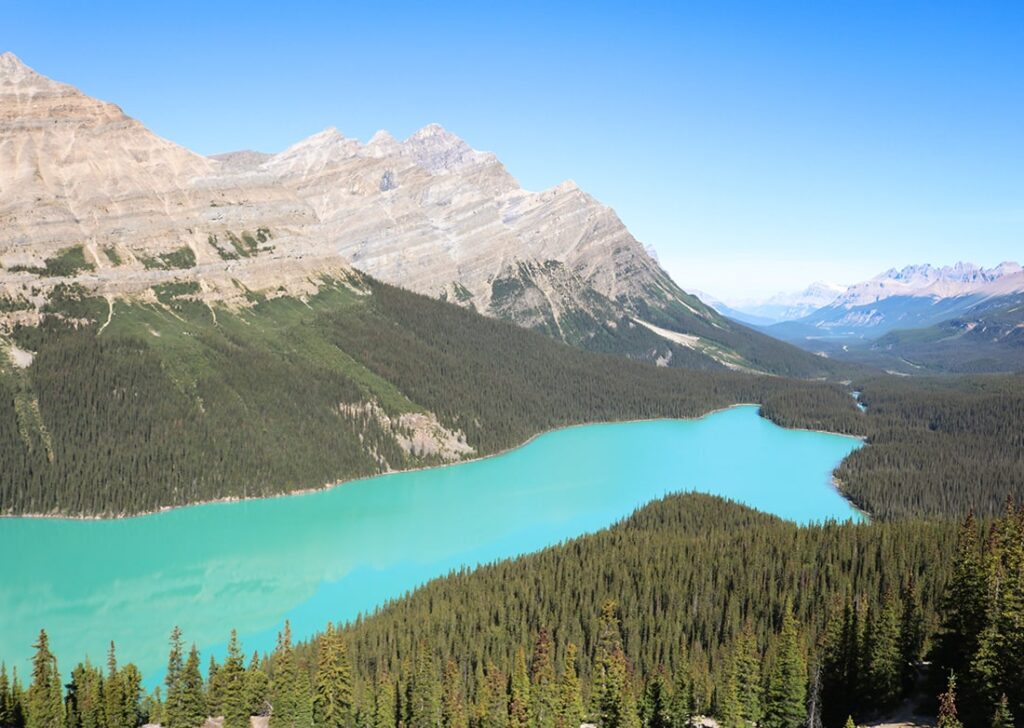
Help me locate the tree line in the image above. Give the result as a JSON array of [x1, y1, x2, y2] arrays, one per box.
[[1, 494, 1020, 728]]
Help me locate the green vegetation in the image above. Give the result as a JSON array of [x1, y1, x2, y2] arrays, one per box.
[[2, 494, 1020, 728], [8, 246, 95, 277], [139, 247, 197, 270], [1, 275, 1021, 517], [103, 246, 123, 266]]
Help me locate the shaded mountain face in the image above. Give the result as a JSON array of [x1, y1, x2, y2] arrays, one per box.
[[0, 53, 837, 377]]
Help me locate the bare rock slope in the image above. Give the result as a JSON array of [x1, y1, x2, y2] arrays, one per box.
[[0, 53, 834, 376]]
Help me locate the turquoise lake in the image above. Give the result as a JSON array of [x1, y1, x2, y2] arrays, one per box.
[[0, 405, 862, 684]]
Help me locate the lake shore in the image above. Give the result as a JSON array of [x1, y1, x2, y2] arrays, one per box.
[[2, 401, 868, 522]]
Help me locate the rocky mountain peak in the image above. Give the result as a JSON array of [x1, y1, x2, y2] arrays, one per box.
[[0, 52, 39, 84]]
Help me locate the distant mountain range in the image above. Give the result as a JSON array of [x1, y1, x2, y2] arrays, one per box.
[[0, 52, 840, 378], [736, 262, 1024, 373]]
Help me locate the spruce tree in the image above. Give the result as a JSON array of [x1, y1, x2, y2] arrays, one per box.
[[180, 646, 207, 728], [530, 632, 557, 728], [271, 622, 312, 728], [734, 627, 761, 726], [640, 670, 670, 728], [106, 643, 124, 728], [761, 610, 806, 728], [408, 643, 439, 728], [373, 669, 396, 728], [314, 624, 353, 728], [898, 577, 925, 696], [668, 648, 691, 728], [440, 661, 466, 728], [867, 591, 901, 709], [246, 653, 270, 719], [0, 664, 13, 728], [119, 665, 142, 728], [26, 630, 63, 728], [220, 632, 249, 728], [992, 695, 1014, 728], [509, 648, 530, 728], [715, 652, 741, 728], [935, 515, 988, 691], [481, 663, 506, 728], [555, 645, 583, 728], [165, 628, 186, 728], [937, 674, 962, 728]]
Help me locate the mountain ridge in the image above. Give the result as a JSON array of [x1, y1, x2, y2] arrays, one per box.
[[0, 53, 842, 377]]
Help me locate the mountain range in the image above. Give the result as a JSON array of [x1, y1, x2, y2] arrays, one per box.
[[747, 262, 1024, 372], [0, 52, 842, 378]]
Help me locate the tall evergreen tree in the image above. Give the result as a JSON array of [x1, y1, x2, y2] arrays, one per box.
[[715, 652, 741, 728], [555, 645, 583, 728], [246, 653, 270, 719], [640, 670, 670, 728], [26, 630, 63, 728], [408, 643, 439, 728], [762, 610, 806, 728], [668, 647, 691, 728], [440, 661, 466, 728], [314, 624, 354, 728], [734, 628, 761, 726], [898, 577, 925, 694], [65, 661, 104, 728], [271, 622, 312, 728], [373, 669, 396, 728], [509, 648, 531, 728], [0, 664, 13, 728], [992, 695, 1014, 728], [530, 632, 557, 728], [867, 591, 901, 709], [105, 643, 123, 728], [164, 628, 186, 728], [220, 632, 249, 728], [119, 665, 142, 728], [179, 646, 207, 728]]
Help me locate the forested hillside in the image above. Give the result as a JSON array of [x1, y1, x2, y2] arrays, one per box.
[[1, 276, 1022, 518], [3, 494, 1020, 728], [0, 275, 862, 517]]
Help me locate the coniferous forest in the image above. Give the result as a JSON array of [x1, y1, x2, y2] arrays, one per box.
[[1, 277, 1022, 519], [0, 494, 1021, 728]]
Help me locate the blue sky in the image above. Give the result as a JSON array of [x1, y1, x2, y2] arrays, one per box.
[[4, 1, 1022, 299]]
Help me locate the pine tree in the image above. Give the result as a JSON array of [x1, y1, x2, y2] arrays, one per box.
[[640, 670, 670, 728], [481, 663, 506, 728], [510, 648, 531, 728], [1, 664, 14, 728], [179, 646, 207, 728], [315, 624, 353, 728], [26, 630, 63, 728], [715, 652, 741, 728], [65, 661, 104, 728], [555, 645, 583, 728], [221, 632, 249, 728], [271, 622, 312, 728], [843, 718, 854, 728], [105, 643, 124, 728], [373, 669, 396, 728], [867, 591, 901, 709], [992, 694, 1014, 728], [594, 601, 639, 728], [120, 664, 142, 728], [530, 632, 557, 728], [207, 656, 223, 719], [898, 577, 925, 694], [937, 674, 962, 728], [440, 661, 466, 728], [935, 515, 988, 690], [246, 653, 270, 719], [761, 610, 806, 728], [734, 628, 761, 726], [408, 643, 439, 728], [164, 628, 186, 728], [668, 648, 691, 728]]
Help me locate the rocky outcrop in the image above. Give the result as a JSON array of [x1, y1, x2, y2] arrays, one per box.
[[1, 53, 817, 374]]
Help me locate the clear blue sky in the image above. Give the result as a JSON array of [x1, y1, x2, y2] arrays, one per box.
[[4, 1, 1022, 299]]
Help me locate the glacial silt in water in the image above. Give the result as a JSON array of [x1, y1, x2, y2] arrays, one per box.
[[0, 405, 862, 683]]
